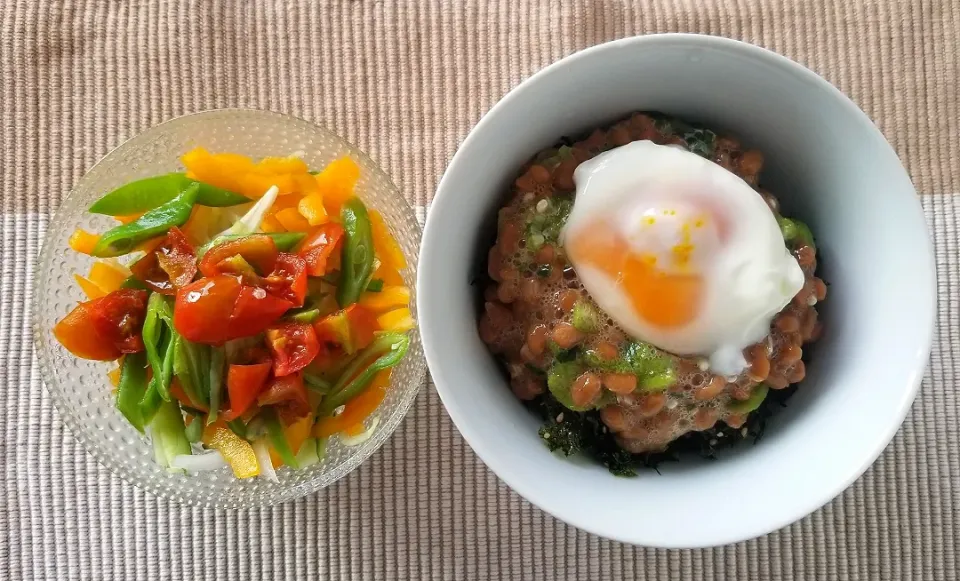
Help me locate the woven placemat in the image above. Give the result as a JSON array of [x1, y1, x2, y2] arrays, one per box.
[[2, 1, 958, 579]]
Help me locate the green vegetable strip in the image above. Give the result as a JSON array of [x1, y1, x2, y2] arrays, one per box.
[[173, 335, 208, 408], [294, 437, 323, 468], [336, 198, 375, 307], [91, 183, 200, 257], [262, 408, 299, 469], [89, 173, 249, 215], [285, 308, 321, 324], [116, 351, 149, 432], [319, 332, 409, 414], [197, 231, 307, 257], [184, 416, 204, 443], [226, 419, 249, 440], [119, 276, 148, 290], [150, 400, 191, 471], [142, 293, 168, 400], [206, 346, 225, 425], [303, 372, 332, 393], [139, 335, 175, 424]]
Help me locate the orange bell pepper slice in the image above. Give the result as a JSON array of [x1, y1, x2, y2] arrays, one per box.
[[68, 229, 101, 255], [314, 370, 391, 437]]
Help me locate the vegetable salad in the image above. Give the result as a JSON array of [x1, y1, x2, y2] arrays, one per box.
[[54, 149, 413, 479]]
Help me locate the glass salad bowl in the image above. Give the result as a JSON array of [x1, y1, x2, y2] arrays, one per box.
[[33, 109, 426, 507]]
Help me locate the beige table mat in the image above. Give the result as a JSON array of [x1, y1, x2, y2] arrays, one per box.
[[2, 1, 958, 579]]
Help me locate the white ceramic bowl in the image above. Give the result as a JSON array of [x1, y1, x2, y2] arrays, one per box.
[[418, 35, 935, 547]]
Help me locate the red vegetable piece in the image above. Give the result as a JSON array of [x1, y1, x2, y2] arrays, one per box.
[[230, 286, 295, 339], [257, 373, 311, 422], [174, 275, 294, 344], [223, 362, 273, 420], [199, 235, 278, 278], [174, 275, 243, 344], [130, 227, 197, 294], [53, 289, 149, 360], [297, 223, 345, 277], [266, 323, 320, 377], [263, 252, 307, 307]]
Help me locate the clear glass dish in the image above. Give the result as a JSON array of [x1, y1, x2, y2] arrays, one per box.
[[33, 109, 425, 508]]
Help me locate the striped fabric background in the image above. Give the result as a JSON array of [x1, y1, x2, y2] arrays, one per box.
[[2, 1, 958, 579]]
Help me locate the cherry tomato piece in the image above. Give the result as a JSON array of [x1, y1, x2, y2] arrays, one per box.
[[297, 223, 345, 277], [174, 275, 243, 344], [230, 286, 295, 339], [257, 374, 311, 422], [199, 235, 278, 278], [130, 226, 197, 294], [266, 323, 320, 377], [223, 362, 273, 421], [53, 288, 149, 360], [263, 252, 307, 307]]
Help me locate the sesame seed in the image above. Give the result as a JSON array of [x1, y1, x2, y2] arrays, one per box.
[[709, 439, 718, 446], [741, 427, 748, 437], [697, 359, 709, 371], [536, 199, 549, 213], [666, 399, 678, 409], [522, 193, 535, 203], [716, 431, 724, 437], [807, 295, 818, 306], [556, 413, 564, 423], [543, 432, 551, 439]]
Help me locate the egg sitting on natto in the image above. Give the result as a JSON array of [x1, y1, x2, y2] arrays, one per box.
[[560, 140, 805, 376]]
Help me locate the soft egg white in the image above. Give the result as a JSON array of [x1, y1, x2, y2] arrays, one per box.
[[561, 140, 804, 375]]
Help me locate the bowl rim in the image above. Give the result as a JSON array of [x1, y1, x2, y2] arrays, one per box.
[[419, 33, 936, 547], [33, 107, 426, 507]]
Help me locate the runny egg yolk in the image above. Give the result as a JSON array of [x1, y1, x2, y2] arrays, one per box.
[[565, 215, 706, 329]]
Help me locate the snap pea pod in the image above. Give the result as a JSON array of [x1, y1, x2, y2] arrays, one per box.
[[89, 173, 249, 215], [206, 346, 225, 425], [184, 415, 204, 443], [336, 198, 375, 307], [92, 183, 200, 257], [116, 351, 149, 432], [142, 293, 171, 401], [197, 231, 307, 257], [319, 331, 409, 414], [173, 334, 209, 408], [262, 408, 299, 469], [139, 333, 175, 424], [303, 372, 332, 393]]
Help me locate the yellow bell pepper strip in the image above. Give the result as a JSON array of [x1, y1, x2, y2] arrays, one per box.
[[258, 156, 309, 174], [259, 215, 285, 233], [314, 157, 359, 217], [88, 261, 130, 294], [114, 213, 143, 224], [298, 194, 328, 226], [377, 308, 415, 332], [315, 370, 390, 437], [74, 274, 107, 299], [116, 351, 149, 432], [368, 209, 407, 270], [359, 285, 410, 312], [203, 425, 260, 478], [318, 331, 409, 415], [88, 173, 249, 215], [373, 262, 405, 286], [274, 207, 311, 232], [92, 183, 200, 257], [337, 198, 375, 307], [68, 228, 100, 255]]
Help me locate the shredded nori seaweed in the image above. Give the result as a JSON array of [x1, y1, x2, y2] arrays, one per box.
[[528, 385, 798, 476]]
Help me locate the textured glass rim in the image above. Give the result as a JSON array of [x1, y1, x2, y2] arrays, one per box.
[[33, 108, 426, 507]]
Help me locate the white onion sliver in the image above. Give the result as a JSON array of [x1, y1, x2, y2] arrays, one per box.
[[340, 417, 381, 447], [171, 451, 227, 472], [252, 438, 278, 482]]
